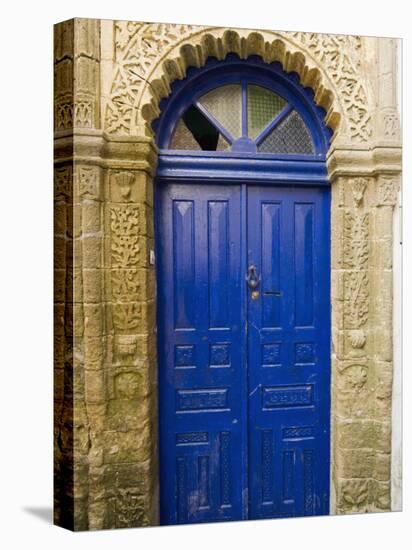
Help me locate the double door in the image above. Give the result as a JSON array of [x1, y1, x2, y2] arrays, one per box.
[[155, 182, 330, 525]]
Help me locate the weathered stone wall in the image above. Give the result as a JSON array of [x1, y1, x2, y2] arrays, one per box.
[[54, 19, 401, 530]]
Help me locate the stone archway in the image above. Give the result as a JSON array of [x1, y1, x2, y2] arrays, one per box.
[[54, 19, 401, 530]]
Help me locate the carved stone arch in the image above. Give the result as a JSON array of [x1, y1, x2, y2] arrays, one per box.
[[104, 24, 372, 144]]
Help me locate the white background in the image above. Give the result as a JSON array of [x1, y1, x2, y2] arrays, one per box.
[[0, 1, 409, 548]]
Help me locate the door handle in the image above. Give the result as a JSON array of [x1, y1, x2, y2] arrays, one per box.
[[246, 264, 260, 290]]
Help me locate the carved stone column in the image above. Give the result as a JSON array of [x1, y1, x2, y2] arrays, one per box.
[[100, 136, 159, 528]]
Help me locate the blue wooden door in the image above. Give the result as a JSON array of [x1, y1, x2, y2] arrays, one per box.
[[156, 182, 330, 525], [156, 183, 247, 525], [247, 186, 330, 519]]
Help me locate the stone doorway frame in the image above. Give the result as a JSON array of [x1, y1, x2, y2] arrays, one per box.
[[53, 19, 402, 530]]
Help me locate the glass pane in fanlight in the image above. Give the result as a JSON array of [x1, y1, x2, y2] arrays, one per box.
[[257, 110, 315, 154], [198, 85, 242, 139], [247, 85, 287, 139], [170, 119, 201, 150], [169, 109, 231, 151], [216, 134, 230, 151]]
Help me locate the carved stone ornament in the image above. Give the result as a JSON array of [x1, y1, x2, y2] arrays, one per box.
[[341, 364, 368, 391], [113, 171, 136, 201], [105, 23, 372, 142], [383, 110, 400, 138], [115, 334, 138, 358], [377, 176, 399, 206], [340, 479, 369, 509], [112, 303, 141, 331], [348, 329, 366, 349], [351, 177, 368, 206], [78, 166, 99, 199], [54, 166, 72, 200], [111, 269, 140, 299]]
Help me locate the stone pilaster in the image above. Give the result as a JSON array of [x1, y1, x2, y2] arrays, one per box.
[[327, 146, 401, 514], [100, 136, 159, 528], [54, 18, 101, 531]]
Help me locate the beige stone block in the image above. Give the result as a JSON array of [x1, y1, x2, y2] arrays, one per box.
[[82, 236, 102, 268], [336, 478, 370, 512], [370, 480, 391, 510], [332, 329, 344, 358], [84, 304, 103, 336], [63, 268, 79, 303], [114, 369, 151, 400], [331, 270, 344, 302], [106, 397, 149, 432], [67, 202, 82, 238], [375, 452, 391, 481], [83, 269, 102, 303], [335, 388, 373, 419], [103, 462, 149, 491], [374, 328, 393, 361], [103, 425, 151, 464], [88, 500, 106, 530], [84, 336, 105, 369], [72, 268, 83, 303], [336, 420, 375, 449], [66, 237, 83, 269], [54, 367, 65, 403], [331, 241, 342, 272], [375, 421, 391, 452], [54, 303, 65, 336], [331, 295, 344, 331], [68, 303, 84, 337], [54, 237, 66, 270], [375, 361, 393, 400], [138, 203, 154, 238], [73, 369, 86, 404], [54, 203, 67, 235], [86, 405, 107, 434], [371, 239, 392, 270], [54, 335, 65, 366], [82, 201, 101, 233], [336, 448, 375, 478], [84, 369, 105, 403], [54, 269, 66, 303], [374, 206, 393, 240]]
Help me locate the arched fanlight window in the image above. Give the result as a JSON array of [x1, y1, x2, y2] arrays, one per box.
[[168, 83, 315, 155]]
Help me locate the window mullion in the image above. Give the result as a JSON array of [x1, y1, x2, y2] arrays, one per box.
[[242, 81, 248, 137]]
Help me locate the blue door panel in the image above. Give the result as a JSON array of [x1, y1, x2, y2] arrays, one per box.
[[156, 182, 330, 525], [247, 186, 330, 519], [156, 183, 247, 525]]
